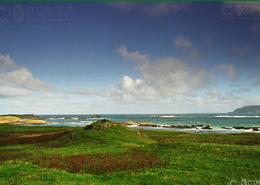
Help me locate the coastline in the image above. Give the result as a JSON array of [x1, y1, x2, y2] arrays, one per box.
[[122, 121, 260, 134], [1, 114, 260, 134], [28, 118, 260, 134]]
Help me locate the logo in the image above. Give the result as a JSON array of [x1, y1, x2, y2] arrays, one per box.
[[229, 180, 237, 185]]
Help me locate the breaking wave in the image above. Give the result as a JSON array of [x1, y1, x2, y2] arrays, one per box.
[[160, 115, 175, 118]]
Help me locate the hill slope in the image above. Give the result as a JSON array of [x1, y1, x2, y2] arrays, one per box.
[[53, 119, 155, 148], [232, 105, 260, 114]]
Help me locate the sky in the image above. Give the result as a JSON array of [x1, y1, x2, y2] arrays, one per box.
[[0, 2, 260, 114]]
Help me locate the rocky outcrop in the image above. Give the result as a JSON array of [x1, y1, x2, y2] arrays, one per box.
[[201, 125, 213, 129], [233, 126, 260, 130], [91, 115, 101, 118], [85, 119, 125, 130], [122, 121, 159, 127]]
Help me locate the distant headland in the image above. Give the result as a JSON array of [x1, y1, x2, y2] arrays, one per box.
[[232, 105, 260, 114]]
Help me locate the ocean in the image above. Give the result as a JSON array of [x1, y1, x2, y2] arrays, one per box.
[[39, 114, 260, 133]]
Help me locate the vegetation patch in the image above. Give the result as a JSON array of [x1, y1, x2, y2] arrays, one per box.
[[0, 150, 30, 163], [0, 130, 70, 146], [0, 114, 47, 125], [0, 122, 259, 185], [0, 116, 20, 124], [143, 130, 260, 145], [32, 149, 167, 174], [85, 119, 126, 130]]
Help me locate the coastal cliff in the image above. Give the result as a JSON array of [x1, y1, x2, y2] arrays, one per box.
[[232, 105, 260, 114]]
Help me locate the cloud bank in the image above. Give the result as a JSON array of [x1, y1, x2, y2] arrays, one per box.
[[113, 46, 213, 102], [0, 54, 51, 98]]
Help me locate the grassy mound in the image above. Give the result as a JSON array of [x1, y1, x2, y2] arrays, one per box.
[[83, 119, 154, 145], [49, 120, 155, 150], [85, 119, 124, 130]]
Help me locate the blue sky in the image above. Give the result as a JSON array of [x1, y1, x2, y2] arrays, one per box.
[[0, 2, 259, 114]]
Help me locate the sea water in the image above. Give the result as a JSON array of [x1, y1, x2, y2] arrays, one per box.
[[38, 114, 260, 133]]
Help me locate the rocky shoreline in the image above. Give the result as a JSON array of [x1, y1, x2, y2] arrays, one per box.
[[122, 121, 260, 132]]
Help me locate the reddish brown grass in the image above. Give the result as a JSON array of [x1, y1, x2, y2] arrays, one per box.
[[32, 149, 167, 174], [0, 151, 31, 162], [0, 131, 69, 146]]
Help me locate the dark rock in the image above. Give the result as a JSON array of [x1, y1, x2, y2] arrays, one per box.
[[139, 123, 159, 127], [233, 126, 250, 130], [252, 127, 260, 131], [162, 125, 171, 128], [222, 126, 233, 130], [91, 115, 101, 118], [169, 125, 192, 129], [202, 124, 213, 129]]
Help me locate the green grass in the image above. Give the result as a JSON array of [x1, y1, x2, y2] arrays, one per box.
[[39, 125, 155, 155], [142, 129, 260, 145], [0, 122, 259, 185], [0, 124, 68, 134]]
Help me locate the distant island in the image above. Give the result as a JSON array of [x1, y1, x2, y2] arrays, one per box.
[[232, 105, 260, 114]]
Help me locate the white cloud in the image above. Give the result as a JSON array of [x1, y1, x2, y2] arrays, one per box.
[[139, 57, 212, 95], [69, 88, 100, 96], [115, 46, 150, 64], [216, 64, 237, 81], [112, 46, 213, 102], [0, 54, 17, 71], [109, 75, 159, 102], [0, 86, 32, 98], [0, 54, 51, 98]]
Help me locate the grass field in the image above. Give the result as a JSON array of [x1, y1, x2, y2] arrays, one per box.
[[0, 120, 259, 185]]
